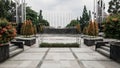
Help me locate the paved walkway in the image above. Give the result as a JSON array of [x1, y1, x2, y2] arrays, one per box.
[[0, 34, 120, 68], [0, 47, 120, 68]]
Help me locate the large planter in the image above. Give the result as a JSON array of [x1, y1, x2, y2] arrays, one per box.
[[0, 43, 9, 62], [16, 37, 36, 46], [84, 37, 103, 46], [110, 41, 120, 63]]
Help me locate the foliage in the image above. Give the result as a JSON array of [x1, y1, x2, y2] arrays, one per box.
[[66, 20, 79, 27], [0, 19, 17, 44], [104, 14, 120, 39], [86, 21, 99, 36], [40, 43, 79, 47], [40, 19, 49, 26], [21, 20, 34, 37], [108, 0, 120, 14], [76, 24, 81, 33], [26, 7, 38, 25], [0, 0, 15, 21], [79, 5, 91, 31], [33, 25, 37, 35], [37, 24, 44, 33], [83, 27, 88, 35]]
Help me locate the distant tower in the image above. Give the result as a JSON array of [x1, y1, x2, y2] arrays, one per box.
[[39, 10, 43, 23]]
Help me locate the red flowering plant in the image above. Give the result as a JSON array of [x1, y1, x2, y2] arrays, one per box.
[[0, 19, 17, 45]]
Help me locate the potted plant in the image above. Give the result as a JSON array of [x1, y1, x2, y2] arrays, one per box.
[[0, 18, 17, 62], [16, 20, 36, 46], [84, 21, 103, 46]]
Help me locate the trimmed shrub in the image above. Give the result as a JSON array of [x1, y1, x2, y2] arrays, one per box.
[[21, 20, 34, 37], [87, 21, 98, 36], [83, 26, 88, 35], [76, 24, 81, 33], [39, 43, 79, 47]]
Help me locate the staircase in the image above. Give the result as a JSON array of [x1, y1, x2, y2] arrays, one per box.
[[9, 44, 24, 57], [96, 43, 110, 57]]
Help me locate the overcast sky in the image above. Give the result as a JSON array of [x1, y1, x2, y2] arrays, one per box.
[[26, 0, 110, 16], [25, 0, 111, 28]]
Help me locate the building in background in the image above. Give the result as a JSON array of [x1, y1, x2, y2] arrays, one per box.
[[96, 0, 107, 26]]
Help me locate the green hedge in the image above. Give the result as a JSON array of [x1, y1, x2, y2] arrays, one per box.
[[39, 43, 79, 47]]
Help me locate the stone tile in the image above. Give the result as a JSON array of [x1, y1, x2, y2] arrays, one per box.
[[0, 60, 40, 68], [24, 48, 48, 53], [71, 48, 95, 53], [81, 61, 120, 68], [45, 53, 75, 61], [40, 60, 81, 68], [9, 53, 45, 61], [0, 61, 20, 68], [75, 53, 110, 61], [49, 48, 71, 53]]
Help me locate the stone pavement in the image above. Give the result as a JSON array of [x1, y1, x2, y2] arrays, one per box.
[[0, 34, 120, 68], [0, 47, 120, 68]]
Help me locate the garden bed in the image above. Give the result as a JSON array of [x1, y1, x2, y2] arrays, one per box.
[[39, 43, 79, 47]]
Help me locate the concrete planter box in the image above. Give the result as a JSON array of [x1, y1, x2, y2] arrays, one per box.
[[110, 41, 120, 63], [84, 37, 103, 46], [0, 43, 9, 62], [16, 37, 36, 46]]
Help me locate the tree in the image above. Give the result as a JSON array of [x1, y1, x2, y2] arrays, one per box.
[[108, 0, 120, 14], [0, 0, 16, 21], [104, 14, 120, 39], [40, 19, 49, 26], [80, 5, 90, 32], [26, 7, 38, 25], [66, 20, 79, 27]]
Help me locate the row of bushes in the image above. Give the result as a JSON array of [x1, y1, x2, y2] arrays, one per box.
[[39, 43, 79, 47]]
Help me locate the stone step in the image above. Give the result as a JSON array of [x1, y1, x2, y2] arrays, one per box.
[[101, 46, 110, 51], [105, 44, 110, 47], [10, 49, 23, 57], [9, 46, 18, 52], [97, 48, 110, 57]]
